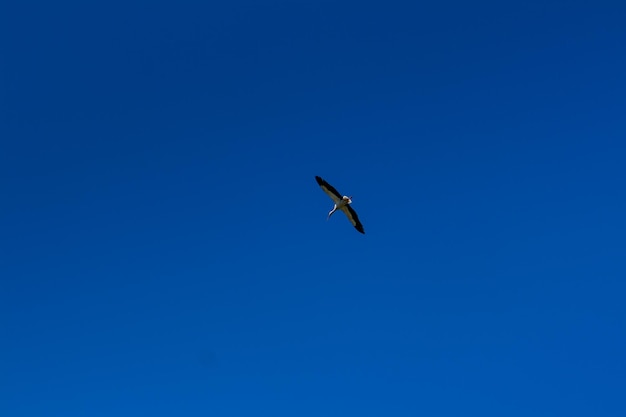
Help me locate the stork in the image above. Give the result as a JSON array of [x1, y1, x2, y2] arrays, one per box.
[[315, 176, 365, 234]]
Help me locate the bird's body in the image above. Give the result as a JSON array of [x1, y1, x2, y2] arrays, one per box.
[[315, 176, 364, 234], [327, 196, 351, 218]]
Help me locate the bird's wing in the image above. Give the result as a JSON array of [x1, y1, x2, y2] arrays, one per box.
[[341, 205, 365, 234], [315, 176, 342, 204]]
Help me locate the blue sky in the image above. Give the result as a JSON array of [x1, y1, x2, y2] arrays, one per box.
[[1, 1, 625, 416]]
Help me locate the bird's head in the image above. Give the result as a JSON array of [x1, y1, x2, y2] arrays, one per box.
[[343, 196, 353, 204]]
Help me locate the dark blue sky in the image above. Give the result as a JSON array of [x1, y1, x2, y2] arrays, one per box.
[[2, 1, 625, 416]]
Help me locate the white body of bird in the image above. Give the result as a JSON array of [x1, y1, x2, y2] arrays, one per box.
[[327, 196, 352, 219]]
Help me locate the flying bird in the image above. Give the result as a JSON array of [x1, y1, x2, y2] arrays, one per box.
[[315, 176, 365, 234]]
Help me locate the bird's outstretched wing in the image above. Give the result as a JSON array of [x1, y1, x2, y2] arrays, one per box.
[[341, 205, 365, 234], [315, 176, 342, 204]]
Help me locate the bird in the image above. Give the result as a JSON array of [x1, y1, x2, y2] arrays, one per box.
[[315, 176, 365, 234]]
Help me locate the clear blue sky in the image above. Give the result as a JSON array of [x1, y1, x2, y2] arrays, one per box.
[[2, 1, 625, 416]]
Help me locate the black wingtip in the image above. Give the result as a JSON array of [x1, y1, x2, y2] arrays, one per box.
[[315, 176, 323, 185], [355, 225, 365, 234]]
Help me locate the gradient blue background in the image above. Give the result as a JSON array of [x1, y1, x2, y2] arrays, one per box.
[[2, 1, 625, 416]]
